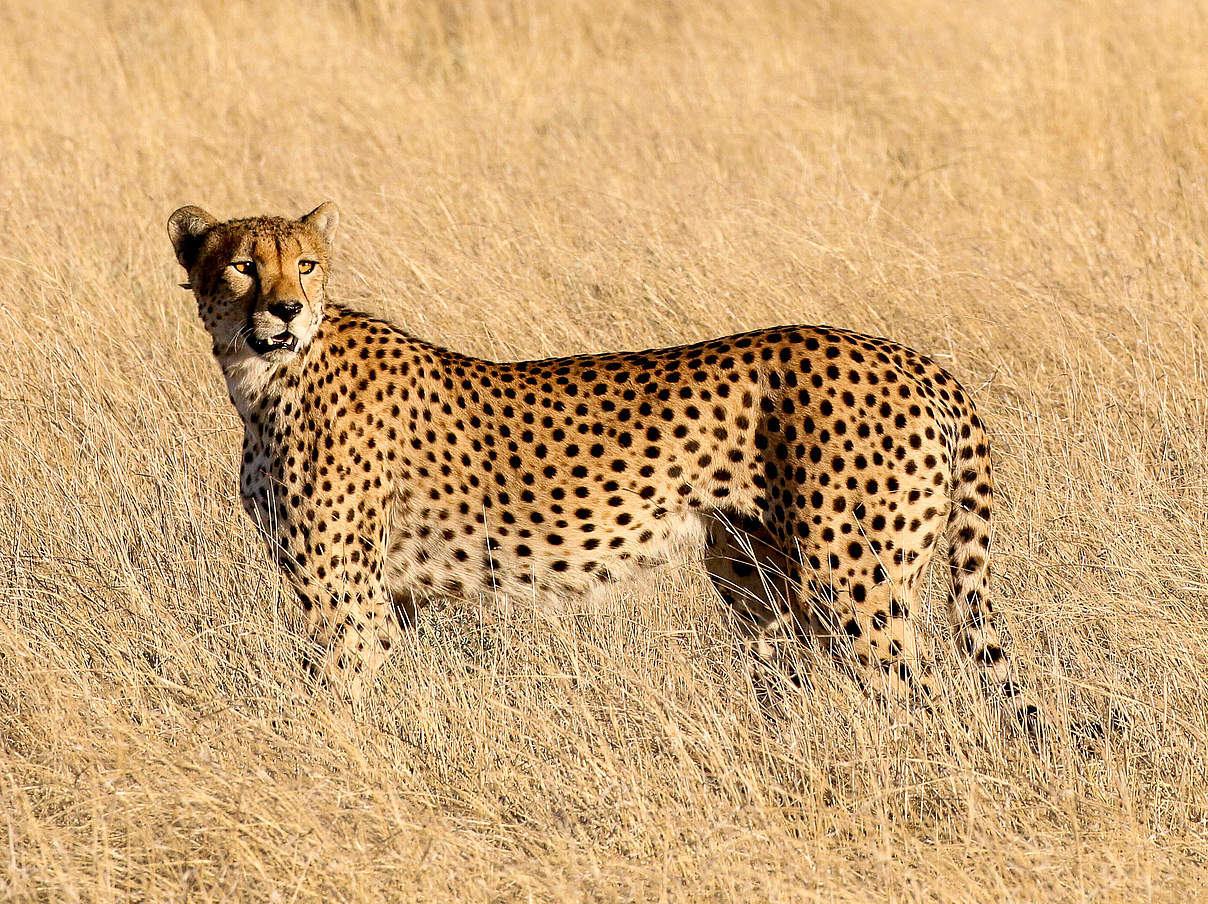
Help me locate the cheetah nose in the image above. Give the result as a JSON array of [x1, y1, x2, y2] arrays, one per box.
[[268, 300, 304, 323]]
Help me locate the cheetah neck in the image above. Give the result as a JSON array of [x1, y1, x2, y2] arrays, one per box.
[[220, 353, 276, 421], [217, 338, 316, 425]]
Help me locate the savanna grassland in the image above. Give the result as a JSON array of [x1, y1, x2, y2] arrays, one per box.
[[1, 0, 1207, 900]]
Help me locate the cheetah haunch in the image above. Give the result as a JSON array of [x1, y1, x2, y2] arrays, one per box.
[[168, 202, 1035, 726]]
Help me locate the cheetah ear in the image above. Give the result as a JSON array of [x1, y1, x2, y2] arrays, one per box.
[[167, 206, 217, 271], [301, 201, 339, 247]]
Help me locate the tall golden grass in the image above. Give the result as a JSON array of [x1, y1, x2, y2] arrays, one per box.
[[1, 0, 1207, 899]]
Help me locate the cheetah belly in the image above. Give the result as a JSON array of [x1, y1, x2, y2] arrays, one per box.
[[383, 504, 710, 601]]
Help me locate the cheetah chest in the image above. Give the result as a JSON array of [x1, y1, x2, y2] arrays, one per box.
[[238, 426, 275, 535]]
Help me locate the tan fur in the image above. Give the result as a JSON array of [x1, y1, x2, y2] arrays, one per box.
[[168, 204, 1036, 728]]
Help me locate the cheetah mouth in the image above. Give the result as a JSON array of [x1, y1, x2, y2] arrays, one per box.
[[248, 331, 299, 356]]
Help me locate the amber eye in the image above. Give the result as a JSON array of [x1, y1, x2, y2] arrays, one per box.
[[231, 261, 254, 275], [298, 260, 317, 275]]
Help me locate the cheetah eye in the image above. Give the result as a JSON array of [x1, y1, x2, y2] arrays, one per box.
[[231, 261, 255, 275], [298, 260, 317, 275]]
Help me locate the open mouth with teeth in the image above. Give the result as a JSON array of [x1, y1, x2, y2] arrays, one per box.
[[249, 331, 299, 355]]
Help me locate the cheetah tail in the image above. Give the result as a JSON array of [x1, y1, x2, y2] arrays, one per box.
[[944, 416, 1041, 734]]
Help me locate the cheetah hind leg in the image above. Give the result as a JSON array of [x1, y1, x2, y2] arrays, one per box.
[[802, 579, 938, 713], [703, 513, 818, 694]]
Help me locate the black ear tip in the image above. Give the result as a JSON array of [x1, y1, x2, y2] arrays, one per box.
[[302, 202, 340, 245], [168, 206, 217, 268], [168, 205, 215, 238]]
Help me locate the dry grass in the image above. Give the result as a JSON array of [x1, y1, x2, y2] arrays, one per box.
[[1, 0, 1207, 899]]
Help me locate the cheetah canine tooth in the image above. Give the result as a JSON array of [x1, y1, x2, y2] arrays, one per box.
[[168, 202, 1042, 734]]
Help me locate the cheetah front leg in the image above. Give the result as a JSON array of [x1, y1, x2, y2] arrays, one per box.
[[305, 594, 404, 704], [278, 526, 405, 704]]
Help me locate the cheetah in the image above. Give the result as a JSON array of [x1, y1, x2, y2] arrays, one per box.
[[167, 202, 1036, 727]]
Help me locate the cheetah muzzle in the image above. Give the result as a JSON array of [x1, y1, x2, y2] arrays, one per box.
[[167, 201, 1041, 732], [249, 330, 300, 356]]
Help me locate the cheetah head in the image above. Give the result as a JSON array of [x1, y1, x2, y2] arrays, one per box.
[[167, 203, 339, 361]]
